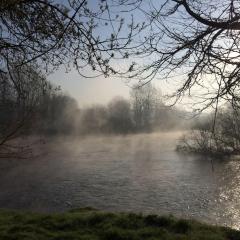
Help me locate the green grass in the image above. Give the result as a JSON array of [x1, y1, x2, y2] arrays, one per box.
[[0, 207, 238, 240]]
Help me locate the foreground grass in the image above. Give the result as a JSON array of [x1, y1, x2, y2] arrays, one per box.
[[0, 208, 239, 240]]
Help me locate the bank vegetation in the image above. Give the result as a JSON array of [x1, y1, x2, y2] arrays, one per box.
[[0, 208, 239, 240]]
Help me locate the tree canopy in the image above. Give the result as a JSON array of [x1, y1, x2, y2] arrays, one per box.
[[0, 0, 144, 78], [2, 0, 240, 110], [121, 0, 240, 110]]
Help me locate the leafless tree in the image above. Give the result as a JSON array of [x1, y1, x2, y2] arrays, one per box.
[[130, 83, 158, 131], [177, 105, 240, 156], [0, 0, 143, 155], [3, 0, 240, 154], [80, 105, 108, 134], [37, 92, 79, 135], [0, 0, 144, 78], [117, 0, 240, 111], [3, 1, 240, 111], [107, 97, 133, 133], [0, 64, 51, 157]]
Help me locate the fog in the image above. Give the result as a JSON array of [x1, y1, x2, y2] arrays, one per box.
[[0, 132, 240, 229], [2, 73, 240, 230], [0, 73, 192, 158], [3, 1, 240, 237], [30, 83, 192, 138]]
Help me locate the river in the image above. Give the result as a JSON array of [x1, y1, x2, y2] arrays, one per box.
[[0, 132, 240, 229]]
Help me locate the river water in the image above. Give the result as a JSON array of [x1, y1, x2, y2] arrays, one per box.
[[0, 132, 240, 229]]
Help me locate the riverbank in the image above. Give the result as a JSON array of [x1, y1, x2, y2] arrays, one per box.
[[0, 208, 239, 240]]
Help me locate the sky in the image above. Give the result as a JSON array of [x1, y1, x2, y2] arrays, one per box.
[[47, 0, 182, 108], [47, 0, 211, 112], [48, 0, 150, 107], [49, 67, 130, 107], [48, 66, 188, 110]]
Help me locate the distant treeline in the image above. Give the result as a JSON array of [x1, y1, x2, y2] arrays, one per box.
[[0, 65, 189, 153], [34, 83, 189, 136]]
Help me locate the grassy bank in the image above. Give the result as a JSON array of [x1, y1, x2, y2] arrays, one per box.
[[0, 208, 239, 240]]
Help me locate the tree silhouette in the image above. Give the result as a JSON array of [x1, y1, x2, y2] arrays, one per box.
[[0, 0, 140, 149], [0, 0, 141, 78], [120, 0, 240, 110]]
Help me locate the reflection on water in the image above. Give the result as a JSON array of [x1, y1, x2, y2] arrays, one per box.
[[0, 132, 240, 229]]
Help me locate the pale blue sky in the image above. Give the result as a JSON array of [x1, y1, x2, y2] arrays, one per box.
[[49, 67, 130, 107], [49, 0, 150, 106], [48, 0, 191, 109]]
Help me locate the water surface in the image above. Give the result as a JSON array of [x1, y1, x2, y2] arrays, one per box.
[[0, 132, 240, 229]]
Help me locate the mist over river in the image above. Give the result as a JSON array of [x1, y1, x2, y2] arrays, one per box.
[[0, 132, 240, 229]]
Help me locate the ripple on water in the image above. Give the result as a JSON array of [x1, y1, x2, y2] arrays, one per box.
[[0, 132, 239, 229]]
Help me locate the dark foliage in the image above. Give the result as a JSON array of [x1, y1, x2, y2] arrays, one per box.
[[0, 208, 238, 240]]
